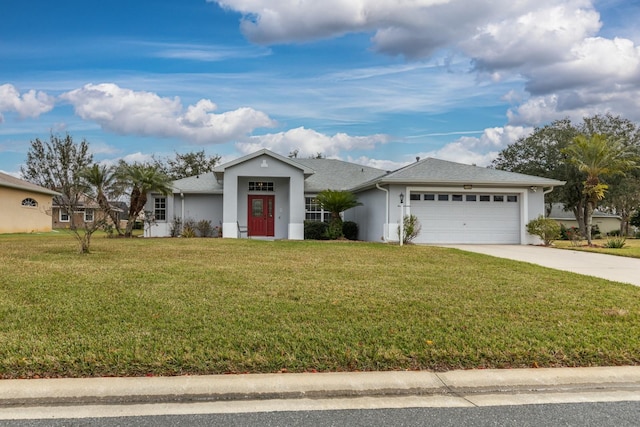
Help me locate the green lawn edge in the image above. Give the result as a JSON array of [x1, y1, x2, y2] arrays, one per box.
[[1, 234, 639, 379]]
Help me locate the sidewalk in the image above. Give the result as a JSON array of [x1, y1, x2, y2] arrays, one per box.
[[2, 367, 640, 407]]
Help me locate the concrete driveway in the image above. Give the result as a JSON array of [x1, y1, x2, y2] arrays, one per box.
[[441, 245, 640, 287]]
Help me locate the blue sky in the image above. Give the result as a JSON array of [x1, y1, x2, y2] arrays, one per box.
[[1, 0, 639, 176]]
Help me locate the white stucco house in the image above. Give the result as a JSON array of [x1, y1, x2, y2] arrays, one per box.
[[144, 149, 564, 244]]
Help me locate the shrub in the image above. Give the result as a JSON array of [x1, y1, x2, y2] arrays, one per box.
[[181, 218, 197, 238], [397, 214, 421, 244], [526, 216, 560, 246], [195, 219, 213, 237], [304, 221, 328, 240], [607, 229, 621, 237], [170, 217, 182, 237], [604, 236, 626, 248], [342, 221, 359, 240]]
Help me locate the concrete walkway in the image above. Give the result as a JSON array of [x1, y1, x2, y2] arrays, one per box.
[[1, 367, 640, 419], [441, 245, 640, 287]]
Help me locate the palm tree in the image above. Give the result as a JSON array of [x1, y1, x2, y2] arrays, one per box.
[[118, 163, 173, 237], [563, 133, 637, 245], [315, 190, 362, 239], [81, 164, 124, 235]]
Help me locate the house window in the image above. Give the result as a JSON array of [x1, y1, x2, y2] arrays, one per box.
[[479, 195, 491, 202], [154, 197, 166, 221], [59, 210, 70, 222], [424, 194, 435, 201], [507, 195, 518, 203], [466, 195, 477, 202], [493, 195, 504, 202], [84, 209, 94, 222], [249, 181, 274, 192], [305, 197, 330, 222], [438, 194, 449, 201], [21, 198, 38, 207], [452, 194, 463, 202]]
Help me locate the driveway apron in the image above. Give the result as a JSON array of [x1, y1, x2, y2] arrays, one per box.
[[440, 245, 640, 287]]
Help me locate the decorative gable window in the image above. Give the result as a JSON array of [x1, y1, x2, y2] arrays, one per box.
[[249, 181, 274, 192], [21, 198, 38, 207]]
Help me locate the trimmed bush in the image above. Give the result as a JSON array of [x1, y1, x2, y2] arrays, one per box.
[[304, 221, 329, 240], [342, 221, 359, 241], [526, 216, 560, 246]]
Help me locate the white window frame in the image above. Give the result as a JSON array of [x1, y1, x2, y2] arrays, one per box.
[[59, 209, 70, 222], [84, 208, 94, 222], [305, 196, 331, 222], [154, 197, 167, 221]]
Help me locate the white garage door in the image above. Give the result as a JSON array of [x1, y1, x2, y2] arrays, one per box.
[[409, 192, 521, 244]]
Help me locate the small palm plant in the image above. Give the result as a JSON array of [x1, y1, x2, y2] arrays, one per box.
[[315, 190, 362, 239]]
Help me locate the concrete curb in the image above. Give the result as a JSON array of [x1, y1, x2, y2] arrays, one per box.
[[1, 367, 639, 406]]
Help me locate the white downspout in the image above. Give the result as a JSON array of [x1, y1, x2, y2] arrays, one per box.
[[376, 183, 389, 242], [180, 192, 185, 234]]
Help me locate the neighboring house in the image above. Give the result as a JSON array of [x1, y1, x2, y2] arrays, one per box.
[[52, 194, 124, 229], [144, 149, 565, 244], [0, 172, 60, 234], [548, 203, 622, 235]]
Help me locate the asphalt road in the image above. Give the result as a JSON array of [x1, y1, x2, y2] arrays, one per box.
[[4, 401, 640, 427]]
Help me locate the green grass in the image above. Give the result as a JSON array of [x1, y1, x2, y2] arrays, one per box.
[[1, 234, 639, 379], [554, 238, 640, 259]]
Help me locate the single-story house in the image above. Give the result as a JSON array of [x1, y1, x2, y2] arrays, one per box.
[[0, 172, 60, 234], [548, 203, 622, 235], [52, 194, 124, 229], [144, 149, 565, 244]]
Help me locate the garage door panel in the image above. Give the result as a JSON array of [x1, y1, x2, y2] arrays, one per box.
[[410, 195, 520, 244]]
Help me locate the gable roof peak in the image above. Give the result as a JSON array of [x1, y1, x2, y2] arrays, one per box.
[[213, 149, 315, 176]]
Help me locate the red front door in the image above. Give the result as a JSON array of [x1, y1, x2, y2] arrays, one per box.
[[248, 195, 275, 237]]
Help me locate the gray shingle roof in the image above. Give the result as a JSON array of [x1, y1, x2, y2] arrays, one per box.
[[0, 172, 61, 196], [169, 153, 565, 195], [171, 172, 223, 194], [353, 157, 565, 190], [293, 158, 387, 192]]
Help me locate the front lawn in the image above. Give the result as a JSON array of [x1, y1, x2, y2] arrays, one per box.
[[554, 238, 640, 259], [1, 234, 639, 378]]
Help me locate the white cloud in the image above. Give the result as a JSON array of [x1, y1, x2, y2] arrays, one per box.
[[0, 169, 20, 178], [416, 126, 533, 166], [0, 84, 55, 120], [507, 37, 640, 125], [346, 155, 408, 171], [463, 2, 601, 72], [60, 83, 276, 144], [235, 126, 391, 157], [213, 0, 640, 129], [212, 0, 599, 61]]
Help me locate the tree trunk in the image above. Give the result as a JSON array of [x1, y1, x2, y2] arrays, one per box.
[[585, 201, 595, 246], [572, 201, 587, 237]]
